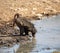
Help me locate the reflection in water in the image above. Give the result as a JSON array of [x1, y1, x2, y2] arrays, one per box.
[[0, 44, 19, 53], [17, 38, 36, 53], [0, 38, 36, 53]]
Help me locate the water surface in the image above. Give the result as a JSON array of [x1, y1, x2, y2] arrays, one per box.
[[31, 15, 60, 53]]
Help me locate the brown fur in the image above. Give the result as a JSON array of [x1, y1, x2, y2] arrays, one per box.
[[13, 13, 37, 37]]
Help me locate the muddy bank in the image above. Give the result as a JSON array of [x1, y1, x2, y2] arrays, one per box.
[[0, 21, 32, 47], [0, 36, 32, 47]]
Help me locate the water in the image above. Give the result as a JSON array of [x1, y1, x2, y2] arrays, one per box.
[[31, 15, 60, 53], [0, 15, 60, 53], [0, 44, 19, 53]]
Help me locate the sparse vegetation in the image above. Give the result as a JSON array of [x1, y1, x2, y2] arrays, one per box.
[[0, 0, 60, 22]]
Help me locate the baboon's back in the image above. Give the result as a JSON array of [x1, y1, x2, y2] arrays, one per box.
[[21, 18, 34, 28]]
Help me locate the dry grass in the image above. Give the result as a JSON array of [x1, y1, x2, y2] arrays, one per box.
[[0, 0, 60, 21]]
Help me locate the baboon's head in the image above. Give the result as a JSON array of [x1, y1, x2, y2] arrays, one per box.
[[29, 26, 37, 33]]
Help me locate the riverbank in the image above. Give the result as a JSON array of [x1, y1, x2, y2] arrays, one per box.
[[0, 36, 31, 47], [0, 20, 32, 47]]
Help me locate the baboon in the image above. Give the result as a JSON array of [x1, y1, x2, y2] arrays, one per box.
[[13, 13, 37, 37]]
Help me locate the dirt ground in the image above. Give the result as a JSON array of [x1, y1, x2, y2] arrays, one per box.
[[0, 0, 60, 22]]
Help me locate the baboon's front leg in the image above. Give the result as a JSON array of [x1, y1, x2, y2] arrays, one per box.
[[32, 32, 35, 37], [24, 30, 29, 35], [20, 27, 25, 36]]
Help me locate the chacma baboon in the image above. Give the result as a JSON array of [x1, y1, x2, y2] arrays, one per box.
[[13, 13, 37, 37]]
